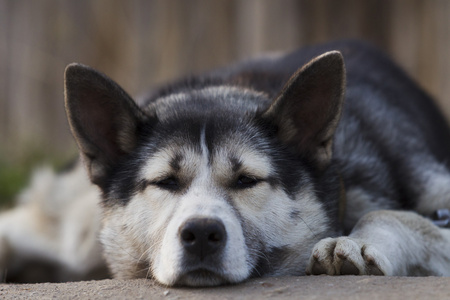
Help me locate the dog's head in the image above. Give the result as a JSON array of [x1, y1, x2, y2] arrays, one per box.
[[64, 51, 345, 286]]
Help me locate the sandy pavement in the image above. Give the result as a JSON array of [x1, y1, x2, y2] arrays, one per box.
[[2, 276, 450, 299]]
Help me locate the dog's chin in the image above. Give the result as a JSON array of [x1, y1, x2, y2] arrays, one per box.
[[173, 269, 232, 287]]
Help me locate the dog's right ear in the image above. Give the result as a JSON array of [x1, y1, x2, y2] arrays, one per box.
[[64, 63, 147, 188], [262, 51, 345, 170]]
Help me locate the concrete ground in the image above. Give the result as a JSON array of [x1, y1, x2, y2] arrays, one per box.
[[2, 276, 450, 299]]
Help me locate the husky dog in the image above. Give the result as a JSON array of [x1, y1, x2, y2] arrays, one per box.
[[0, 162, 107, 282], [2, 40, 450, 285]]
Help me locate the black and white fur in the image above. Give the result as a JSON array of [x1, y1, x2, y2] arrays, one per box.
[[2, 40, 450, 284]]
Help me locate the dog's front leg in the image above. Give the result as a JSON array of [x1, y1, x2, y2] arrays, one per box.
[[306, 210, 450, 276]]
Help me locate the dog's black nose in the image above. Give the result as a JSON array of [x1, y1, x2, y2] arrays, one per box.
[[179, 218, 227, 260]]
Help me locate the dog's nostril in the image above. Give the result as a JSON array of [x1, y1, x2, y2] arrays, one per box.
[[179, 218, 227, 259], [209, 232, 222, 242], [181, 230, 196, 243]]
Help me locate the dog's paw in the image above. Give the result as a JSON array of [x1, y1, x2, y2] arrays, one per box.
[[305, 237, 392, 276]]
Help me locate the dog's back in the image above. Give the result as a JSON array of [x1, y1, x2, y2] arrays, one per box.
[[316, 41, 450, 229]]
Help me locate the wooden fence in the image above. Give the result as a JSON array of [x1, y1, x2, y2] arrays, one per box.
[[1, 0, 450, 161]]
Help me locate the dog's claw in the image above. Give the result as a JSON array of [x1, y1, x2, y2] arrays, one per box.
[[311, 262, 327, 275], [367, 264, 383, 276], [340, 259, 359, 275]]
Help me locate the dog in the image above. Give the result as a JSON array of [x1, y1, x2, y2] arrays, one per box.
[[2, 40, 450, 285], [0, 162, 107, 282]]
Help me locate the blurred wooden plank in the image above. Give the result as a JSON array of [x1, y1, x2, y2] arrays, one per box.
[[0, 0, 9, 153], [435, 0, 450, 118]]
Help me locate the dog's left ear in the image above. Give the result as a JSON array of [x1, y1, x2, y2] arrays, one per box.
[[262, 51, 345, 169], [64, 63, 147, 188]]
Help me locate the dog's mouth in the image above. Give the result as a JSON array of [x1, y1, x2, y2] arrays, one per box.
[[175, 268, 230, 287]]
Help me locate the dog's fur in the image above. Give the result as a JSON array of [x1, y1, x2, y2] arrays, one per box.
[[2, 40, 450, 285]]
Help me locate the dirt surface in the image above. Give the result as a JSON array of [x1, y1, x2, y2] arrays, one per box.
[[2, 276, 450, 299]]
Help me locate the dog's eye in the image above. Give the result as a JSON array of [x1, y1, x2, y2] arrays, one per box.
[[236, 175, 259, 189], [154, 177, 179, 191]]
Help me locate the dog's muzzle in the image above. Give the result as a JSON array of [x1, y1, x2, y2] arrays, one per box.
[[163, 215, 248, 286], [179, 217, 227, 260]]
